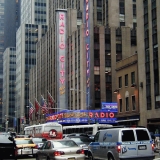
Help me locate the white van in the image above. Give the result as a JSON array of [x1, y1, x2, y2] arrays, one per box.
[[88, 127, 155, 160]]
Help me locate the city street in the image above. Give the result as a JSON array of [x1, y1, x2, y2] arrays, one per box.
[[15, 152, 160, 160], [17, 156, 35, 160]]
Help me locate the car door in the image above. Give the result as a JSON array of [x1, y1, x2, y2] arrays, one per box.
[[120, 129, 137, 158], [135, 129, 153, 157], [37, 141, 48, 159], [42, 141, 52, 159], [91, 131, 101, 159]]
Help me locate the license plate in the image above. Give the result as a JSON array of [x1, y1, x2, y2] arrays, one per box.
[[68, 158, 75, 160], [138, 145, 147, 150]]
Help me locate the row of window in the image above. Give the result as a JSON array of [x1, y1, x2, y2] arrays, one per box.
[[119, 95, 136, 112], [119, 72, 135, 88]]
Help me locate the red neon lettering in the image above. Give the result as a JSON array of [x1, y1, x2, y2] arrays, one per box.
[[86, 4, 89, 11], [86, 44, 89, 50], [89, 112, 93, 118], [106, 113, 108, 118], [59, 28, 64, 34], [60, 21, 65, 27], [59, 43, 65, 49], [60, 70, 65, 76], [86, 21, 89, 28], [86, 29, 89, 36], [61, 63, 64, 69], [60, 56, 65, 62], [87, 61, 89, 67], [86, 13, 89, 20], [109, 112, 114, 118], [86, 51, 89, 59], [100, 112, 105, 118], [95, 113, 99, 118], [59, 78, 65, 84], [59, 14, 64, 20]]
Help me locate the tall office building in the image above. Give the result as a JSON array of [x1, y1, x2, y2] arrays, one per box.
[[0, 0, 4, 127], [2, 0, 21, 130], [3, 47, 16, 131], [15, 24, 47, 125], [29, 0, 137, 124], [15, 0, 49, 128], [21, 0, 49, 25], [137, 0, 160, 131], [4, 0, 21, 50]]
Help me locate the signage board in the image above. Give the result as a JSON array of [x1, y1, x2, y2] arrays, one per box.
[[46, 109, 117, 124]]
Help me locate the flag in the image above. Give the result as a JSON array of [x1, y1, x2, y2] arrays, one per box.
[[35, 98, 40, 113], [29, 101, 35, 119], [41, 95, 48, 114], [47, 91, 55, 113]]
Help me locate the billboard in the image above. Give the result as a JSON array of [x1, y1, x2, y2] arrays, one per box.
[[46, 109, 117, 124], [101, 102, 118, 112], [84, 0, 91, 110], [56, 9, 68, 111]]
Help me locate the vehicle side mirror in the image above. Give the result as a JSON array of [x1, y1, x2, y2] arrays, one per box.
[[8, 136, 14, 142]]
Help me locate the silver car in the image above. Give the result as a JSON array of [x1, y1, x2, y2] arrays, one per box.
[[36, 139, 85, 160]]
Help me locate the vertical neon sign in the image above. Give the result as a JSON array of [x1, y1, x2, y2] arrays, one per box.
[[84, 0, 90, 109], [56, 10, 67, 111]]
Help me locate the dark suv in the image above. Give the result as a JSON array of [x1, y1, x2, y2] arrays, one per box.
[[0, 132, 17, 160]]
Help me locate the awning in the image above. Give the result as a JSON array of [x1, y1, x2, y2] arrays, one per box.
[[116, 118, 139, 122]]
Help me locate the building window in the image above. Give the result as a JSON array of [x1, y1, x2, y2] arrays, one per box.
[[126, 97, 129, 111], [97, 0, 102, 7], [133, 4, 136, 16], [120, 22, 125, 27], [132, 95, 136, 110], [125, 74, 128, 86], [147, 96, 151, 110], [119, 0, 125, 14], [131, 72, 135, 84], [119, 99, 122, 112], [119, 76, 122, 88]]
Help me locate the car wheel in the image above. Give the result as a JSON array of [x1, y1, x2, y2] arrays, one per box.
[[108, 155, 115, 160], [36, 155, 39, 160], [88, 152, 94, 160]]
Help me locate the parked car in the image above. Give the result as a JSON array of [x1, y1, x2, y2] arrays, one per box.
[[0, 132, 17, 160], [32, 137, 47, 149], [36, 139, 85, 160], [14, 137, 38, 157], [64, 135, 93, 157]]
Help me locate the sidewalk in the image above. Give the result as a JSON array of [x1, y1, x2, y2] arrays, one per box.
[[154, 151, 160, 159]]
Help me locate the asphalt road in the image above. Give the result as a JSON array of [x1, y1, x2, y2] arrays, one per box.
[[16, 152, 160, 160]]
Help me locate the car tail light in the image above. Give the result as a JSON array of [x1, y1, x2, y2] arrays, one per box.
[[117, 145, 121, 153], [76, 149, 84, 154], [34, 145, 38, 149], [54, 151, 65, 156], [15, 147, 18, 156], [151, 144, 154, 151]]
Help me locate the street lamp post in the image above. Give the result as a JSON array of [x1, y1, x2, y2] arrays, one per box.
[[5, 115, 9, 132], [70, 88, 90, 124], [26, 106, 29, 124]]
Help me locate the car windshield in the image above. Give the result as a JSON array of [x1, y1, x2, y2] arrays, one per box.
[[0, 134, 13, 143], [32, 138, 47, 143], [15, 139, 34, 145], [52, 140, 78, 148], [69, 136, 93, 144]]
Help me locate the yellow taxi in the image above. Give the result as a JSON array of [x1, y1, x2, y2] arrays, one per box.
[[14, 138, 38, 157]]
